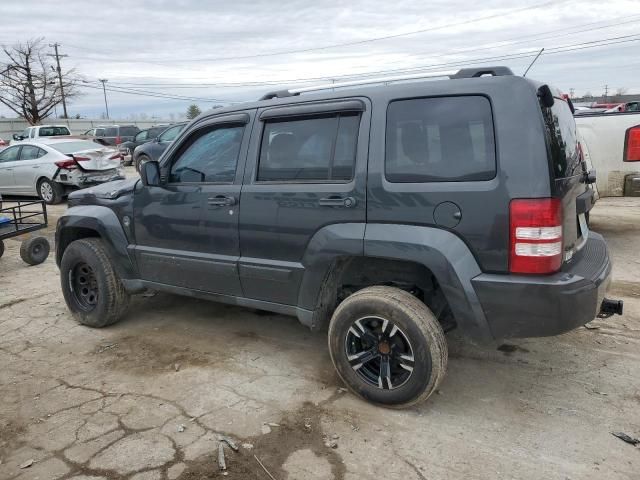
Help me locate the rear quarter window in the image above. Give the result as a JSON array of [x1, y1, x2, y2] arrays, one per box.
[[541, 98, 580, 179], [119, 126, 139, 136], [385, 96, 496, 182]]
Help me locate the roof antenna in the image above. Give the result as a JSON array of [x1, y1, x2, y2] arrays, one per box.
[[523, 48, 544, 77]]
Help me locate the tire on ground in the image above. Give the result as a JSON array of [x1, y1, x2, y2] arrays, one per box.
[[60, 238, 129, 328], [135, 154, 150, 173], [328, 285, 448, 408], [37, 178, 64, 205], [20, 236, 50, 265], [0, 239, 4, 258]]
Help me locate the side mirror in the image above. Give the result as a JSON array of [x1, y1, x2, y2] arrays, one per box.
[[537, 85, 555, 108], [12, 134, 22, 141], [140, 160, 162, 187]]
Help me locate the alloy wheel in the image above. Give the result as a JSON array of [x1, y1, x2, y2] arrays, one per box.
[[344, 316, 415, 390]]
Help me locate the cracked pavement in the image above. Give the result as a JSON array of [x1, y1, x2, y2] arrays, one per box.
[[1, 197, 639, 479]]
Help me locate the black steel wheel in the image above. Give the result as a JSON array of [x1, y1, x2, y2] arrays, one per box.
[[60, 238, 129, 327], [20, 236, 50, 265], [328, 286, 447, 407], [70, 262, 99, 310]]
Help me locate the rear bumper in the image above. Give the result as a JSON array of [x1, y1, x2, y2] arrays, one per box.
[[472, 232, 612, 339]]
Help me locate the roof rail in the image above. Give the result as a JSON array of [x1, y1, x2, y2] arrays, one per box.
[[258, 66, 514, 100]]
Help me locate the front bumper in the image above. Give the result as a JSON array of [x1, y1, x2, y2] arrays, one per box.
[[472, 232, 613, 339]]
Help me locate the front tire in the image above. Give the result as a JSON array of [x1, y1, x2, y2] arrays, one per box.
[[20, 236, 50, 265], [60, 238, 129, 328], [37, 178, 64, 205], [328, 286, 447, 408]]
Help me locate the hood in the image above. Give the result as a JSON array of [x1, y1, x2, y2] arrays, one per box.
[[69, 177, 138, 203]]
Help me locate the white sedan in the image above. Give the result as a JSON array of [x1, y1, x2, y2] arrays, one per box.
[[0, 139, 124, 204]]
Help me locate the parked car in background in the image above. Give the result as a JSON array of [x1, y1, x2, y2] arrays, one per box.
[[10, 125, 72, 144], [575, 110, 640, 196], [0, 139, 124, 204], [82, 125, 140, 146], [118, 125, 170, 166], [132, 122, 186, 171]]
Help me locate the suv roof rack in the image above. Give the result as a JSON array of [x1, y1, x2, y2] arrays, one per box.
[[258, 66, 514, 100]]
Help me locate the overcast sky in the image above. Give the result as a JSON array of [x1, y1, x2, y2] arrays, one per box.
[[1, 0, 639, 119]]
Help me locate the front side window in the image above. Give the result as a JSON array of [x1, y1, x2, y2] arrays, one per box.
[[258, 113, 360, 182], [120, 126, 139, 136], [169, 125, 244, 183], [95, 129, 105, 137], [0, 146, 20, 162], [386, 96, 496, 182], [159, 124, 185, 142]]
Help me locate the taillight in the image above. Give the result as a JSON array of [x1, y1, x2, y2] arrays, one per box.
[[109, 153, 122, 160], [624, 125, 640, 162], [509, 198, 563, 274], [115, 136, 122, 145], [55, 156, 90, 169]]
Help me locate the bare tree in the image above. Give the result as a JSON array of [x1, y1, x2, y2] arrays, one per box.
[[0, 38, 79, 124]]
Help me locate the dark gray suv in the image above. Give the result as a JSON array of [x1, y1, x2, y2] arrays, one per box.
[[55, 67, 622, 407]]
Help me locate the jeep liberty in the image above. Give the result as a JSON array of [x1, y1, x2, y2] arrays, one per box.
[[56, 66, 623, 407]]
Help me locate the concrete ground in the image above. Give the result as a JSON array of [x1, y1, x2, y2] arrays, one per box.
[[0, 195, 639, 480]]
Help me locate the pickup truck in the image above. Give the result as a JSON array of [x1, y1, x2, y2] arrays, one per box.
[[575, 112, 640, 196], [10, 125, 72, 145]]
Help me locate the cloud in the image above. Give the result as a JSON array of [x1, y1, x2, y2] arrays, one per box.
[[1, 0, 639, 118]]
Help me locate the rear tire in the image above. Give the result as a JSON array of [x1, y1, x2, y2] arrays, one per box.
[[328, 286, 447, 408], [0, 240, 4, 258], [37, 178, 64, 205], [135, 154, 151, 173], [20, 236, 50, 265], [60, 238, 129, 328]]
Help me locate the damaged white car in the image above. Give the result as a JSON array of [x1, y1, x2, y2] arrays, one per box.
[[0, 139, 124, 204]]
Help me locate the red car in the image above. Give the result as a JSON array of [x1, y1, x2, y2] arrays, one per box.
[[0, 137, 8, 150]]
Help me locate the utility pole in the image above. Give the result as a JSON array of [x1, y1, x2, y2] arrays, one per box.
[[603, 84, 609, 102], [569, 88, 575, 99], [47, 43, 68, 118], [99, 79, 110, 119]]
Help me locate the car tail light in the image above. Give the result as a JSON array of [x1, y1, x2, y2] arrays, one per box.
[[109, 153, 122, 160], [115, 136, 122, 145], [55, 156, 90, 169], [624, 125, 640, 162], [509, 198, 563, 274]]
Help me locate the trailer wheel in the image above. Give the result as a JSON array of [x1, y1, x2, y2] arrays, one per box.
[[20, 236, 50, 265]]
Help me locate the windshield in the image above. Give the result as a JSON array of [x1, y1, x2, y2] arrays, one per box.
[[39, 126, 71, 137], [50, 141, 104, 154]]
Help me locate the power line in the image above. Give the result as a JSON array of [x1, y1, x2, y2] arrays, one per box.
[[64, 0, 571, 65], [79, 83, 240, 103], [99, 24, 637, 88]]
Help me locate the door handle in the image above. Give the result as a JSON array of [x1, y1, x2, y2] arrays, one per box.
[[207, 195, 236, 206], [318, 196, 356, 208], [32, 166, 40, 169]]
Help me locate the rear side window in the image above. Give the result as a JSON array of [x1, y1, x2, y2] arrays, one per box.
[[39, 126, 70, 137], [541, 98, 579, 179], [385, 96, 496, 182], [104, 127, 118, 136], [258, 114, 360, 182], [119, 126, 139, 136]]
